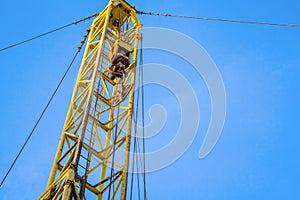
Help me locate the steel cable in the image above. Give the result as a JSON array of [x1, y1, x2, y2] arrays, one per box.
[[0, 29, 90, 188]]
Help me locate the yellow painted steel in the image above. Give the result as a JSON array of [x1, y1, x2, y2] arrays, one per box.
[[38, 0, 141, 199]]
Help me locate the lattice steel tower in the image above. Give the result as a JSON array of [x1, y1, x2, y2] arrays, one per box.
[[38, 0, 142, 199]]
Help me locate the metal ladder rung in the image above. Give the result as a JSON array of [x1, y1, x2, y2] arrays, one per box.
[[101, 73, 116, 86], [94, 91, 111, 106], [89, 115, 110, 132]]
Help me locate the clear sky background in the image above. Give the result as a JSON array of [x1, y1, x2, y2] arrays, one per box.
[[0, 0, 299, 199]]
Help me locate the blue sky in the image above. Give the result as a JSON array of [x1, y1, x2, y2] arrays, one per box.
[[0, 0, 299, 199]]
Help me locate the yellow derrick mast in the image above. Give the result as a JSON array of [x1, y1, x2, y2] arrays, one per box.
[[38, 0, 142, 199]]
